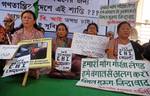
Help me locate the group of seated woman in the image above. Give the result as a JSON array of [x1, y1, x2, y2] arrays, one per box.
[[48, 22, 99, 79], [0, 10, 149, 80], [48, 21, 146, 79]]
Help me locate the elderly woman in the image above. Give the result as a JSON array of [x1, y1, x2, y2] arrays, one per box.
[[3, 14, 16, 43], [106, 21, 143, 60]]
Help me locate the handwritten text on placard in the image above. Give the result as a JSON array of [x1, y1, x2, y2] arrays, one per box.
[[77, 58, 150, 96]]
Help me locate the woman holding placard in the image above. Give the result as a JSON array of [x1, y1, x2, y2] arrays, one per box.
[[71, 22, 99, 78], [49, 23, 76, 79], [51, 23, 72, 55], [106, 21, 143, 60], [11, 10, 44, 79]]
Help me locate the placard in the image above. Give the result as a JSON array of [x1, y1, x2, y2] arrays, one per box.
[[76, 58, 150, 95], [55, 47, 72, 71], [71, 33, 109, 57], [99, 2, 137, 25], [2, 55, 30, 77], [0, 45, 19, 59]]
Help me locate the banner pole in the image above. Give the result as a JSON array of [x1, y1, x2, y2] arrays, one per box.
[[22, 72, 29, 86]]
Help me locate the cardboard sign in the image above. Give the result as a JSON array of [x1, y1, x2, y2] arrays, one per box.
[[0, 45, 19, 59], [99, 2, 137, 25], [71, 33, 109, 57], [76, 58, 150, 96], [2, 55, 30, 77], [55, 47, 72, 71]]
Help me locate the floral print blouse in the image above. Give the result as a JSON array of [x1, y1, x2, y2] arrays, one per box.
[[12, 28, 44, 44]]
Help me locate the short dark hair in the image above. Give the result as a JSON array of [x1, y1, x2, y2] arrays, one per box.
[[143, 43, 150, 61], [87, 22, 98, 32], [117, 21, 131, 33]]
